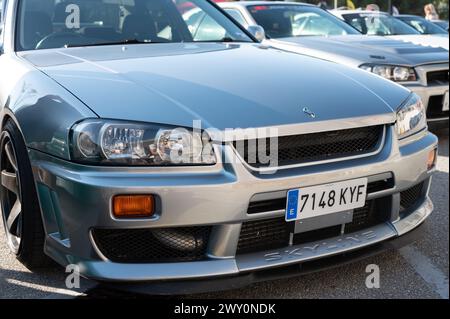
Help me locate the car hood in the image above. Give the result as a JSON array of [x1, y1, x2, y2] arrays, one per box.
[[388, 34, 449, 50], [272, 35, 449, 67], [21, 43, 407, 131]]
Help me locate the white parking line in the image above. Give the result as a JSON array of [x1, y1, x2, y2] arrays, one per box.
[[43, 288, 88, 299], [399, 246, 449, 299], [43, 280, 97, 299], [43, 279, 97, 299], [4, 278, 88, 299], [5, 278, 97, 299]]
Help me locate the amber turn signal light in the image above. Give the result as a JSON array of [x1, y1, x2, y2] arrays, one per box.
[[113, 195, 155, 218], [427, 149, 438, 170]]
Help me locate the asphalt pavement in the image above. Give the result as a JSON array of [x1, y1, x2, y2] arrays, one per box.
[[0, 130, 448, 299]]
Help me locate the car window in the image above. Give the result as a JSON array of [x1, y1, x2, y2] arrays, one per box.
[[433, 20, 449, 31], [342, 13, 420, 36], [193, 13, 227, 41], [16, 0, 252, 51], [293, 12, 350, 36], [246, 4, 359, 39], [398, 16, 447, 35], [224, 9, 247, 27]]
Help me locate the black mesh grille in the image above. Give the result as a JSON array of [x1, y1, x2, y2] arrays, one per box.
[[400, 182, 424, 214], [238, 198, 390, 255], [237, 218, 291, 254], [427, 70, 449, 85], [344, 201, 377, 233], [427, 95, 449, 119], [234, 126, 383, 168], [92, 227, 212, 263]]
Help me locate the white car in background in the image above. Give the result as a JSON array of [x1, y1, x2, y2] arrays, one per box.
[[332, 10, 449, 50]]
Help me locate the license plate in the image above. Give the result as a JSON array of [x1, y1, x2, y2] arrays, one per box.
[[443, 91, 449, 112], [286, 178, 368, 222]]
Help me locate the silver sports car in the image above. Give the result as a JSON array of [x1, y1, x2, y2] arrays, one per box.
[[0, 0, 438, 293]]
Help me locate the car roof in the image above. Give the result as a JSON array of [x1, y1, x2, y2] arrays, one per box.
[[218, 1, 314, 9], [396, 14, 425, 19], [333, 10, 390, 15]]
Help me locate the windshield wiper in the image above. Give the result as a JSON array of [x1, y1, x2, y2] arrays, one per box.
[[65, 39, 163, 48]]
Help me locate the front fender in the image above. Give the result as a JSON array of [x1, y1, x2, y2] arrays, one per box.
[[0, 54, 97, 159]]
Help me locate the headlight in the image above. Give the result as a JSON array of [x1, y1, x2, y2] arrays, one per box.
[[396, 94, 427, 139], [360, 64, 417, 82], [70, 120, 216, 166]]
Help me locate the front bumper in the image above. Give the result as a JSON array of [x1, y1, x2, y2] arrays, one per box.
[[30, 126, 438, 286], [90, 221, 428, 295]]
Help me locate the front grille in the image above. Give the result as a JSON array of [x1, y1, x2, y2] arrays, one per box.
[[234, 126, 384, 168], [400, 182, 425, 215], [427, 70, 449, 85], [427, 95, 449, 119], [237, 218, 291, 255], [237, 198, 389, 255], [92, 227, 212, 263], [347, 196, 390, 232]]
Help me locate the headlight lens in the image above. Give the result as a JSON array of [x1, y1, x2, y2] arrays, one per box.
[[71, 120, 216, 166], [396, 94, 427, 139], [360, 64, 417, 82]]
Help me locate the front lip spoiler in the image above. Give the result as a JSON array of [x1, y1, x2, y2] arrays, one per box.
[[78, 198, 433, 284], [237, 197, 432, 272]]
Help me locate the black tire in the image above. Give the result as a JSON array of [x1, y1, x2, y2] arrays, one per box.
[[0, 119, 51, 269]]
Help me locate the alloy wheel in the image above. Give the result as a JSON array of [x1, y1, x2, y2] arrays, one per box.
[[0, 132, 23, 254]]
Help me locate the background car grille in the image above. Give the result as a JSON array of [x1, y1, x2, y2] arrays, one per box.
[[237, 197, 390, 255], [427, 95, 449, 119], [400, 182, 425, 216], [427, 70, 449, 86], [92, 226, 211, 263], [234, 126, 384, 168]]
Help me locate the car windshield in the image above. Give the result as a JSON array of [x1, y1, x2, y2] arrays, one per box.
[[16, 0, 253, 51], [397, 16, 448, 35], [246, 4, 359, 38], [432, 20, 449, 31], [342, 13, 420, 36]]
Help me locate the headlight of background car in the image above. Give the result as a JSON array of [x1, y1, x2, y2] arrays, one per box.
[[396, 94, 427, 139], [360, 64, 417, 82], [70, 120, 216, 166]]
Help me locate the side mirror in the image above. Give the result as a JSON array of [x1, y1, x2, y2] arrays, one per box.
[[246, 25, 266, 42]]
